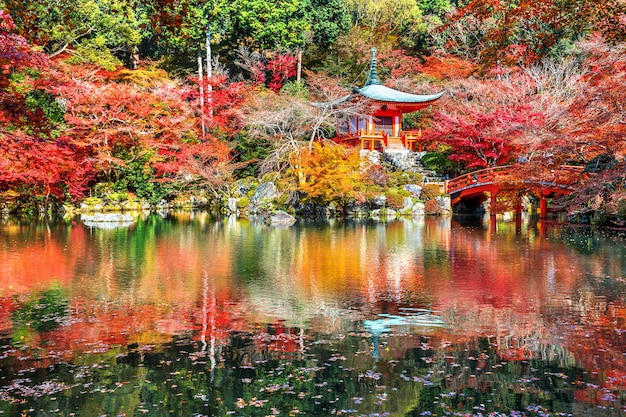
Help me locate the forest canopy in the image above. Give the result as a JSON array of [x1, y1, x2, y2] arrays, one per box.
[[0, 0, 624, 223]]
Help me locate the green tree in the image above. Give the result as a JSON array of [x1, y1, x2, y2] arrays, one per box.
[[345, 0, 423, 36], [307, 0, 350, 48], [2, 0, 145, 69], [223, 0, 312, 51]]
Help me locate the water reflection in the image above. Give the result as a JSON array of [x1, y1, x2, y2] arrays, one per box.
[[0, 214, 625, 415]]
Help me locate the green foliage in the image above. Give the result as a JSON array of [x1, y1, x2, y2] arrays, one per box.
[[11, 286, 69, 334], [236, 196, 250, 209], [307, 0, 350, 48], [113, 149, 169, 204], [25, 90, 64, 125], [232, 132, 273, 178], [386, 170, 423, 188], [280, 80, 309, 99], [5, 0, 145, 68], [402, 109, 433, 130], [421, 151, 460, 176], [584, 154, 617, 173], [418, 0, 451, 17], [223, 0, 311, 50], [93, 182, 116, 197], [421, 183, 441, 200]]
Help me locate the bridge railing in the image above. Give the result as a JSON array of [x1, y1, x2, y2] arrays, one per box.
[[445, 166, 512, 194], [445, 165, 585, 194]]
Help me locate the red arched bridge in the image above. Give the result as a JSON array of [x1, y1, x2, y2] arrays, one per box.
[[444, 165, 585, 218]]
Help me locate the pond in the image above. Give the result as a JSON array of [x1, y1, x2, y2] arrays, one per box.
[[0, 213, 625, 416]]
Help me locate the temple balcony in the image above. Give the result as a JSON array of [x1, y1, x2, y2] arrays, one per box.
[[333, 129, 428, 153]]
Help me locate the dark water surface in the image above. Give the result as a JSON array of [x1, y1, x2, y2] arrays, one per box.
[[0, 214, 625, 416]]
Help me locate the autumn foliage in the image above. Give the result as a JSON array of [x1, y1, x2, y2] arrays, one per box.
[[288, 143, 369, 206], [0, 0, 625, 222]]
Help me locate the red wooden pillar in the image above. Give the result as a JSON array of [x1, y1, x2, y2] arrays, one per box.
[[539, 196, 548, 219], [489, 190, 497, 234]]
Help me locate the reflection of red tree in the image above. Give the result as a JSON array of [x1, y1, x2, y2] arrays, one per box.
[[0, 297, 17, 333], [0, 236, 74, 294], [256, 322, 301, 354]]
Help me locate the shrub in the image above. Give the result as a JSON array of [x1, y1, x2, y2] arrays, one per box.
[[421, 151, 459, 176], [386, 170, 423, 188], [421, 183, 441, 200], [236, 196, 250, 209], [424, 199, 442, 215], [365, 164, 387, 186], [385, 191, 406, 210]]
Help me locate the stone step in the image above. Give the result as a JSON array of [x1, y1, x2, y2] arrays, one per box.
[[385, 137, 404, 150]]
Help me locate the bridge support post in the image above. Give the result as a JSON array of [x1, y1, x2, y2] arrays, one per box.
[[539, 197, 548, 219]]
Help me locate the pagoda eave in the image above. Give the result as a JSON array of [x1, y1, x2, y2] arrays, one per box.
[[371, 101, 437, 114]]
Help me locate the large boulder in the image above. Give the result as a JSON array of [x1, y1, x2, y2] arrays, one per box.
[[371, 208, 397, 220], [404, 184, 422, 198], [412, 202, 425, 216], [252, 182, 278, 203], [345, 201, 368, 217], [371, 195, 386, 209], [82, 213, 134, 228], [227, 198, 238, 214], [436, 196, 452, 213], [264, 210, 297, 226]]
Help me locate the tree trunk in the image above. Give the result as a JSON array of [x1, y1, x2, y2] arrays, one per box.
[[197, 42, 206, 141], [205, 26, 213, 118], [296, 48, 302, 83]]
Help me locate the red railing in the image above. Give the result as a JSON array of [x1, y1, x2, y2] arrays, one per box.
[[446, 166, 512, 194], [445, 165, 585, 194]]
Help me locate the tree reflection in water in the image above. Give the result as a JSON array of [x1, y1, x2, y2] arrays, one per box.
[[0, 214, 624, 415]]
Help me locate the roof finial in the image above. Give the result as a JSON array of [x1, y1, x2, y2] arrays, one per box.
[[365, 47, 382, 86]]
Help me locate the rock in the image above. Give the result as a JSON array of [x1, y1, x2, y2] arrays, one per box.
[[371, 195, 386, 209], [436, 196, 451, 212], [404, 184, 422, 198], [412, 202, 425, 216], [252, 182, 278, 203], [345, 201, 368, 217], [227, 198, 238, 214], [384, 149, 415, 171], [403, 197, 414, 210], [82, 213, 134, 228], [360, 150, 381, 165], [371, 208, 397, 219], [264, 210, 296, 226]]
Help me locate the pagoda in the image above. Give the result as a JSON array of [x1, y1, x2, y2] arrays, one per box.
[[334, 48, 444, 151]]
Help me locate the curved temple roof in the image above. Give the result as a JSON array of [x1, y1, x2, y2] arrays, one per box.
[[355, 84, 445, 103], [310, 47, 445, 110], [356, 47, 445, 104]]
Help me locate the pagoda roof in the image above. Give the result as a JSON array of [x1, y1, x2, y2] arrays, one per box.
[[355, 84, 445, 104], [310, 48, 444, 110], [355, 47, 445, 105]]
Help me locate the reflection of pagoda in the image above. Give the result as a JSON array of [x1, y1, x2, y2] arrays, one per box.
[[335, 48, 445, 151]]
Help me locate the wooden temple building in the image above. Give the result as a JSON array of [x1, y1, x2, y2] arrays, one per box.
[[333, 48, 445, 152]]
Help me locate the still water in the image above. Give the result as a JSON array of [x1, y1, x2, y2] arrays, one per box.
[[0, 214, 625, 416]]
